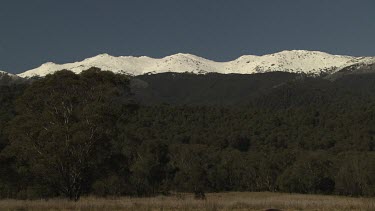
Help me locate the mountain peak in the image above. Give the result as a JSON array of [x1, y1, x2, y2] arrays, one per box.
[[41, 62, 57, 66], [91, 53, 113, 58], [278, 49, 322, 54]]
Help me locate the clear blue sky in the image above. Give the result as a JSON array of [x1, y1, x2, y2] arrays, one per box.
[[1, 0, 375, 73]]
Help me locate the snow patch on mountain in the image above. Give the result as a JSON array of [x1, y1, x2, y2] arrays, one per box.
[[17, 50, 375, 78]]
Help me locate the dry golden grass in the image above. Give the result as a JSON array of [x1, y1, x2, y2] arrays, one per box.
[[0, 192, 374, 211]]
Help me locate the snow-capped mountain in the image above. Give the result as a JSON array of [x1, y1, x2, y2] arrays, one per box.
[[0, 70, 17, 78], [17, 50, 375, 78], [0, 70, 25, 85], [0, 70, 9, 75]]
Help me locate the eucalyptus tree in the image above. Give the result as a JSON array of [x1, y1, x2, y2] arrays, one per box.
[[7, 68, 131, 200]]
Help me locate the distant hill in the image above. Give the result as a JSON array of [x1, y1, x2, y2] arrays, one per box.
[[130, 70, 375, 106], [131, 72, 299, 105]]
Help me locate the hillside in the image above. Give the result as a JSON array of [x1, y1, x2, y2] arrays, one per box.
[[131, 72, 298, 105]]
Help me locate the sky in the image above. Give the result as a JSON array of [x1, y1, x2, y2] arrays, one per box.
[[1, 0, 375, 74]]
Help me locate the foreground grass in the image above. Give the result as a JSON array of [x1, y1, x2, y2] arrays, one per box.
[[0, 192, 374, 211]]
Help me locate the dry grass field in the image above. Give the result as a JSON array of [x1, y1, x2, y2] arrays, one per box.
[[0, 192, 374, 211]]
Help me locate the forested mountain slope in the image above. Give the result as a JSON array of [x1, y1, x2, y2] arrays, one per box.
[[1, 68, 375, 200]]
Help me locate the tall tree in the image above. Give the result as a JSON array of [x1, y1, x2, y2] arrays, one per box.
[[6, 68, 131, 201]]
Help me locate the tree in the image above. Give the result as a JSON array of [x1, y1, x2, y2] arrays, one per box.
[[6, 68, 131, 200], [0, 84, 27, 198], [171, 144, 212, 198], [277, 152, 335, 194], [335, 153, 375, 196], [130, 140, 172, 196]]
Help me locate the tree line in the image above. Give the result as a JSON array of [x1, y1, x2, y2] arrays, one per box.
[[1, 68, 375, 200]]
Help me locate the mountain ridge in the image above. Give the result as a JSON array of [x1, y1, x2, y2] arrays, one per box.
[[4, 50, 375, 78]]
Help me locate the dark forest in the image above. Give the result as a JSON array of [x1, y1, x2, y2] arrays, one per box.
[[1, 68, 375, 201]]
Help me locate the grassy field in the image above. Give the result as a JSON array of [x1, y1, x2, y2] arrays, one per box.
[[0, 192, 374, 211]]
